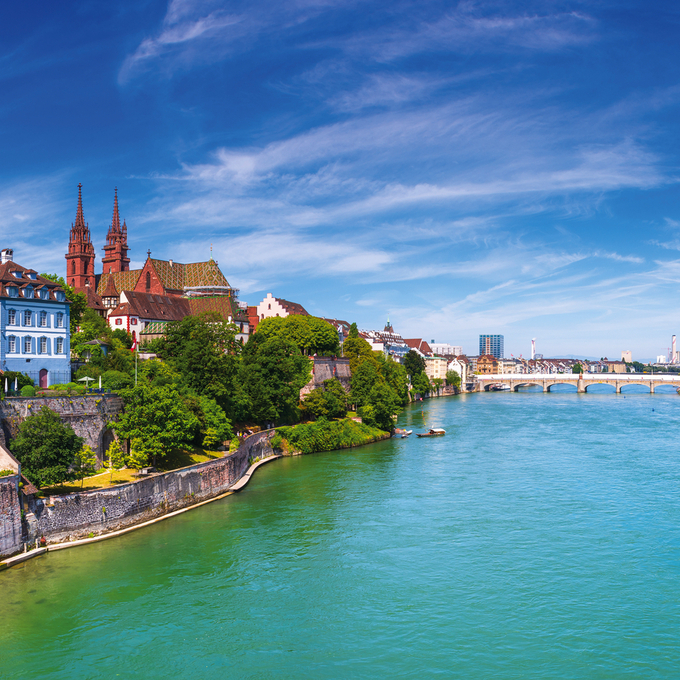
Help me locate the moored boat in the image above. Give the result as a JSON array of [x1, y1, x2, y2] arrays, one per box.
[[401, 430, 413, 438], [416, 428, 446, 437]]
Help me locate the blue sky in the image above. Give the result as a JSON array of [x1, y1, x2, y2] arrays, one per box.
[[2, 1, 680, 360]]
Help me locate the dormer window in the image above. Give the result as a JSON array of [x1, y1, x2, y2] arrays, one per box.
[[7, 286, 18, 297], [23, 286, 33, 298], [12, 271, 21, 279], [40, 289, 49, 300], [26, 272, 37, 280], [56, 291, 65, 302]]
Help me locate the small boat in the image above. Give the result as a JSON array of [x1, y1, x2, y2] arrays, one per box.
[[416, 428, 446, 437], [490, 383, 511, 391], [401, 430, 413, 438]]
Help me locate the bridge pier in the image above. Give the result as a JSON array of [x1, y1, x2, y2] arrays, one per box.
[[650, 382, 655, 394], [542, 380, 547, 393], [577, 377, 585, 393], [615, 380, 621, 394]]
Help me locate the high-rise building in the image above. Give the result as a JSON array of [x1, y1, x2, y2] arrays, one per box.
[[479, 334, 504, 359]]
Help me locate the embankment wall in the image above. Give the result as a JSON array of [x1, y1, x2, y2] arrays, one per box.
[[0, 395, 123, 463], [0, 475, 22, 557], [22, 431, 274, 547]]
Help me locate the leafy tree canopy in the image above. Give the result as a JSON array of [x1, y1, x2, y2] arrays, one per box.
[[113, 383, 199, 466], [404, 350, 426, 378], [256, 315, 339, 355], [11, 407, 83, 487]]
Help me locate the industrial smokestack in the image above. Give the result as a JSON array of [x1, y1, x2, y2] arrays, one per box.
[[531, 338, 536, 360]]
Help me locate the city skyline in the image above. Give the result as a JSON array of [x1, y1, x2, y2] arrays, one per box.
[[2, 1, 680, 360]]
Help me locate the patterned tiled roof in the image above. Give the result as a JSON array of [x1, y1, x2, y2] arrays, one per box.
[[140, 321, 168, 335], [153, 258, 230, 291], [96, 269, 142, 296], [189, 296, 248, 322]]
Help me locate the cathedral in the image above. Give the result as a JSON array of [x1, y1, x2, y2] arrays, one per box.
[[66, 185, 249, 344]]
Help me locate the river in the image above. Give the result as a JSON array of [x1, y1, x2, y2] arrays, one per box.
[[2, 387, 680, 678]]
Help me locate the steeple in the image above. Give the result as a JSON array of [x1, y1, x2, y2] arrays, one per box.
[[102, 187, 130, 274], [65, 183, 96, 290]]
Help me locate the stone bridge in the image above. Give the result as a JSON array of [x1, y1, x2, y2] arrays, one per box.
[[474, 373, 680, 394]]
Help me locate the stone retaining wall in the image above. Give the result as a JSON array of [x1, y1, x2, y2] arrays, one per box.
[[0, 475, 22, 557], [22, 431, 275, 547], [0, 395, 123, 463]]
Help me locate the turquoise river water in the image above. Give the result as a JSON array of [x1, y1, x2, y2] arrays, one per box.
[[2, 386, 680, 678]]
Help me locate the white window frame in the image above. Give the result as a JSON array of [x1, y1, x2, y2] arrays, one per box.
[[8, 309, 16, 325], [40, 311, 47, 327], [56, 337, 64, 354], [56, 312, 64, 328], [24, 336, 32, 354], [24, 310, 32, 326], [8, 336, 16, 353], [39, 337, 47, 354]]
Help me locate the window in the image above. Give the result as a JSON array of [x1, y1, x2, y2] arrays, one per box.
[[39, 337, 47, 354], [268, 303, 271, 309], [71, 260, 76, 275], [24, 310, 32, 326], [7, 286, 17, 297], [56, 291, 65, 302], [131, 318, 138, 325], [115, 318, 122, 325], [24, 337, 31, 353], [40, 289, 49, 300], [23, 286, 33, 298], [8, 336, 16, 353], [8, 309, 15, 325], [146, 272, 151, 290], [56, 312, 64, 328], [12, 271, 21, 279], [40, 311, 47, 327], [56, 338, 64, 354]]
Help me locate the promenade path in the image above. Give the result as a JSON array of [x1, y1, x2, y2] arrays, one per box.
[[474, 373, 680, 393]]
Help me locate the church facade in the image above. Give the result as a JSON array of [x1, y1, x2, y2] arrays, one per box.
[[66, 185, 249, 343]]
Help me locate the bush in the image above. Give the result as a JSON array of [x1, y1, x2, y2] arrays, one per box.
[[101, 370, 133, 391], [0, 468, 16, 477], [275, 418, 387, 455], [21, 385, 36, 397]]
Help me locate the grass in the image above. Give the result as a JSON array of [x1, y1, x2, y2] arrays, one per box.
[[40, 446, 226, 496]]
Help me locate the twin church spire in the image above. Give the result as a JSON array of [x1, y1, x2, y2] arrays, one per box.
[[66, 184, 130, 291]]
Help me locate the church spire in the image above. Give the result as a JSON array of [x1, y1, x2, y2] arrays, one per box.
[[74, 182, 86, 231], [66, 183, 95, 289], [102, 187, 130, 274], [111, 186, 121, 233]]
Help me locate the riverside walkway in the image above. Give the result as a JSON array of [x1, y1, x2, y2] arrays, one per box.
[[474, 373, 680, 393]]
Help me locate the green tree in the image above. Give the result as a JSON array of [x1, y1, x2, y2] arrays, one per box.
[[73, 445, 97, 487], [239, 334, 312, 425], [412, 372, 431, 396], [342, 336, 380, 374], [446, 369, 461, 390], [256, 315, 339, 355], [572, 363, 584, 374], [382, 358, 409, 405], [348, 322, 359, 339], [404, 350, 426, 378], [107, 439, 126, 483], [358, 384, 397, 431], [300, 388, 329, 420], [157, 313, 242, 417], [10, 407, 83, 487], [113, 384, 199, 466]]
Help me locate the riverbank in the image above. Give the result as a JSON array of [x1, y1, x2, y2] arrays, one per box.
[[0, 418, 389, 567]]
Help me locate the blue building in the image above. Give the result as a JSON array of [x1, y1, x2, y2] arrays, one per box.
[[479, 334, 504, 359], [0, 249, 71, 387]]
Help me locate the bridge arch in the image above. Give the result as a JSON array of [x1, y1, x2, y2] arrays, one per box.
[[546, 381, 578, 392], [584, 381, 616, 393], [513, 382, 543, 392], [619, 382, 653, 394]]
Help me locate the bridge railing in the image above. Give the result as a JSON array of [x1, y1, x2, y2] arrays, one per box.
[[475, 373, 680, 381]]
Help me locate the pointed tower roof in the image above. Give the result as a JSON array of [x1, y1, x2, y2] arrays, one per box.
[[102, 273, 119, 297], [110, 187, 121, 234], [74, 182, 86, 230]]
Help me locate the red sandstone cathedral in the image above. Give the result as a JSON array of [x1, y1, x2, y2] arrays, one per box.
[[66, 184, 249, 343]]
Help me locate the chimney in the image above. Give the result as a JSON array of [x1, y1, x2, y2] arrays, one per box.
[[169, 259, 173, 266], [1, 248, 14, 264]]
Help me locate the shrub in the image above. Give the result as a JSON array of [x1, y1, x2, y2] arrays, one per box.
[[21, 385, 36, 397], [0, 468, 16, 477], [275, 418, 386, 455]]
